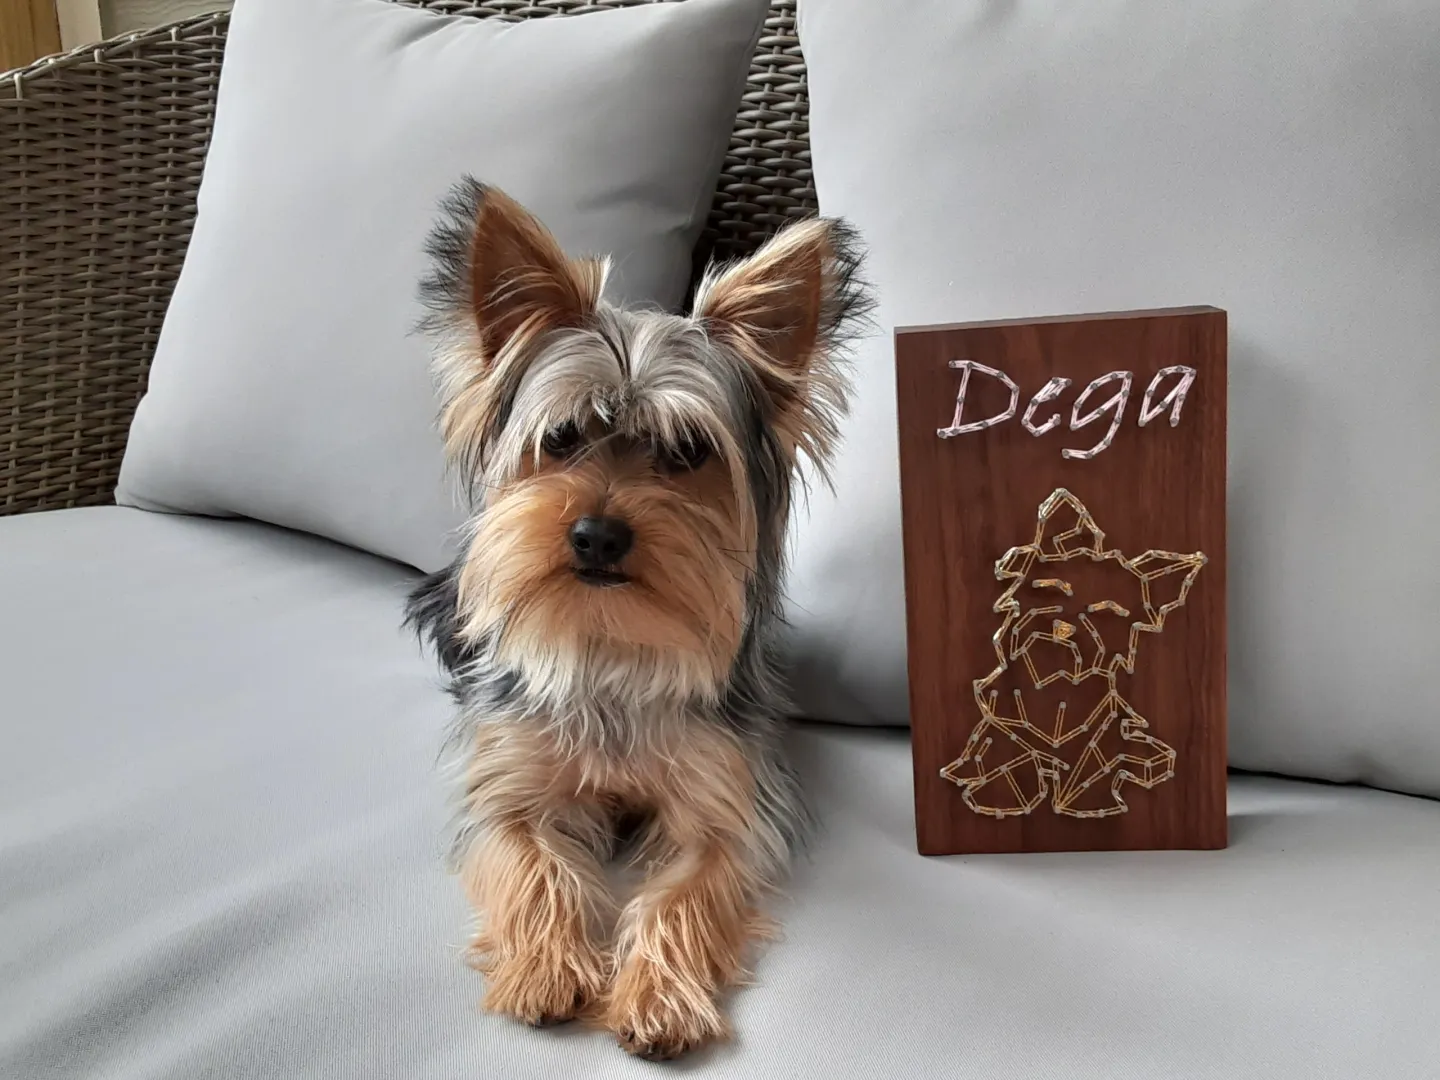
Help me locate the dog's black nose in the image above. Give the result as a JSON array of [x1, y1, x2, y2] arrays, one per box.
[[568, 516, 634, 567]]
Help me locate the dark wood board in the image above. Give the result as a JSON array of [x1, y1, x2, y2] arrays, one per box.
[[896, 307, 1227, 856]]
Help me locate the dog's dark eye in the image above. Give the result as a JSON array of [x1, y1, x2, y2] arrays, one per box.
[[541, 422, 584, 459], [657, 434, 712, 472]]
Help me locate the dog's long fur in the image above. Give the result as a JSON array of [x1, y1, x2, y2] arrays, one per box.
[[405, 178, 870, 1059]]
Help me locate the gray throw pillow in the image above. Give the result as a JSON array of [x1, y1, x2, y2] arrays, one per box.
[[117, 0, 765, 573], [791, 0, 1440, 802]]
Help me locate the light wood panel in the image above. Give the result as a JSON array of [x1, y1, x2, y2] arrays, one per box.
[[1, 0, 62, 69]]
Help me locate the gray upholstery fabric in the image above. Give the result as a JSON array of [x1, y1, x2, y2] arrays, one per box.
[[115, 0, 765, 575], [4, 508, 1439, 1077], [788, 0, 1440, 800]]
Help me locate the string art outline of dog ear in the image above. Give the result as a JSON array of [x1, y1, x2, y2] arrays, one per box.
[[941, 488, 1207, 820]]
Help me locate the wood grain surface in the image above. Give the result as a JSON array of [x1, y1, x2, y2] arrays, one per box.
[[1, 0, 61, 69], [896, 307, 1227, 856]]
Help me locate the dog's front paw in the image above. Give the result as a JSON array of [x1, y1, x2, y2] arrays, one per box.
[[603, 959, 728, 1061], [476, 943, 609, 1028]]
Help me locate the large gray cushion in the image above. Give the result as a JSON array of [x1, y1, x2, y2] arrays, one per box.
[[3, 507, 1439, 1077], [788, 0, 1440, 799], [116, 0, 765, 574]]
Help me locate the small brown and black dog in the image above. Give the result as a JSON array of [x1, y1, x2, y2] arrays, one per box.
[[406, 179, 869, 1059]]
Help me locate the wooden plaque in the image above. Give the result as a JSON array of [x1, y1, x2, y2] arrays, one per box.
[[896, 307, 1227, 856]]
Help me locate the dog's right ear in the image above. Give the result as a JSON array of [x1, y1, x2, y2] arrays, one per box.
[[420, 179, 607, 473]]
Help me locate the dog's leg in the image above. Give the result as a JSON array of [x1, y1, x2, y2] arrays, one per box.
[[604, 731, 776, 1060], [459, 730, 614, 1027], [461, 812, 613, 1026]]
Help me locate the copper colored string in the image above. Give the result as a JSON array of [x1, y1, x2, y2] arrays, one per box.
[[940, 488, 1206, 820]]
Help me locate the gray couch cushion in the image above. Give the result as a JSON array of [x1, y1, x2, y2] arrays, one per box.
[[115, 0, 766, 575], [788, 0, 1440, 802], [3, 507, 1439, 1077]]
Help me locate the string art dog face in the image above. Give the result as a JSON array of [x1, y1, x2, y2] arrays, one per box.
[[942, 488, 1206, 819]]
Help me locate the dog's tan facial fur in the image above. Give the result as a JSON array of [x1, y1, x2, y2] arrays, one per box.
[[407, 178, 870, 1059], [456, 436, 750, 705]]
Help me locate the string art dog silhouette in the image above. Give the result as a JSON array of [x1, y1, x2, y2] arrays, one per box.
[[942, 488, 1206, 819]]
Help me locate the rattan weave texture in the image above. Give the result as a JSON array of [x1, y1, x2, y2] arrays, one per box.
[[0, 0, 814, 517]]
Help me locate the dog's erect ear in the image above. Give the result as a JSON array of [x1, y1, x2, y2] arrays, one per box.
[[694, 218, 872, 473], [420, 179, 606, 477], [465, 185, 605, 367], [422, 178, 605, 372]]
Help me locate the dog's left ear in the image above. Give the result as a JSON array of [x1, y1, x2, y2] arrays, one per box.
[[695, 219, 872, 471]]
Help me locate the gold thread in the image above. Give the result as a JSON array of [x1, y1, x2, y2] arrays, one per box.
[[940, 488, 1206, 820]]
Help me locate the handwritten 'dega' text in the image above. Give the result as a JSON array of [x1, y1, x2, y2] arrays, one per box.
[[937, 361, 1197, 460]]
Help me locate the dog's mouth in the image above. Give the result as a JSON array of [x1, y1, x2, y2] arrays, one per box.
[[574, 567, 630, 588]]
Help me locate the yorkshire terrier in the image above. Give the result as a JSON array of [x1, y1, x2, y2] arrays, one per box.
[[405, 179, 869, 1059]]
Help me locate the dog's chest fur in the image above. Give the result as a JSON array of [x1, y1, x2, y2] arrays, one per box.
[[406, 556, 802, 867]]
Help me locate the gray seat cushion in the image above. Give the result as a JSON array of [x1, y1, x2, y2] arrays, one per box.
[[3, 508, 1438, 1078]]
